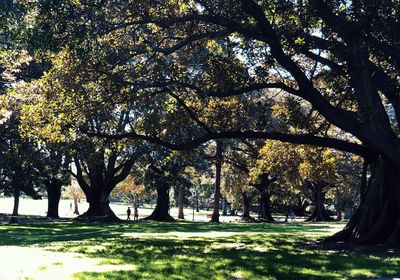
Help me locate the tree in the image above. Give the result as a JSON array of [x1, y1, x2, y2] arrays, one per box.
[[11, 51, 147, 221], [71, 143, 140, 221], [63, 182, 85, 215], [26, 0, 400, 244], [112, 174, 147, 209], [332, 154, 363, 220], [223, 160, 256, 222], [39, 146, 71, 219], [224, 139, 277, 222], [298, 147, 337, 222], [0, 114, 42, 219], [211, 140, 223, 222], [135, 149, 189, 222], [175, 168, 197, 220]]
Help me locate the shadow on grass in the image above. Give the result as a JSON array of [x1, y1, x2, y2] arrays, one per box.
[[0, 220, 399, 279], [0, 220, 342, 246], [71, 234, 400, 280]]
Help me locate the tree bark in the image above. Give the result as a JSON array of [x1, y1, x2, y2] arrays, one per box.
[[73, 197, 80, 215], [306, 182, 334, 222], [178, 183, 185, 219], [145, 183, 174, 222], [211, 140, 223, 222], [12, 192, 19, 216], [325, 156, 400, 245], [360, 158, 369, 204], [242, 192, 251, 218], [258, 187, 275, 222], [45, 179, 62, 219], [77, 185, 119, 222], [253, 174, 275, 222], [222, 198, 228, 216], [240, 192, 255, 222], [73, 150, 136, 222]]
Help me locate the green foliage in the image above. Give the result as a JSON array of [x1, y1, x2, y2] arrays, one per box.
[[0, 114, 43, 199], [251, 140, 361, 210]]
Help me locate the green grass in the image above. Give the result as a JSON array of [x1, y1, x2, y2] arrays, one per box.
[[0, 221, 399, 279]]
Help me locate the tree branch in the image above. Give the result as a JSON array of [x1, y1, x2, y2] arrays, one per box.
[[86, 129, 372, 158]]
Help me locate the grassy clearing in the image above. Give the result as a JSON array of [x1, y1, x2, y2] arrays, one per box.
[[0, 221, 399, 279]]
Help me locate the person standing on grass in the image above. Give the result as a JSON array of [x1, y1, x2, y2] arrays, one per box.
[[134, 206, 139, 221], [127, 207, 131, 221]]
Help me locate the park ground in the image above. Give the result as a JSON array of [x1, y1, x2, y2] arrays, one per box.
[[1, 199, 400, 279]]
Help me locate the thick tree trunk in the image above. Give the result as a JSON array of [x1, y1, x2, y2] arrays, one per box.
[[240, 192, 255, 222], [306, 183, 334, 222], [211, 140, 223, 222], [45, 179, 62, 219], [178, 183, 185, 220], [258, 188, 275, 222], [145, 183, 174, 222], [325, 156, 400, 245], [242, 192, 251, 218], [77, 186, 119, 222]]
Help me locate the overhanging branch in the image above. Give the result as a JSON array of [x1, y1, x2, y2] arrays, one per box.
[[86, 130, 372, 158]]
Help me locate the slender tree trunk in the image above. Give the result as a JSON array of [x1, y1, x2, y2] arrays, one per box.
[[178, 183, 185, 219], [325, 156, 400, 245], [284, 204, 290, 223], [145, 183, 174, 221], [306, 183, 333, 222], [73, 197, 80, 215], [46, 179, 62, 219], [12, 193, 19, 216], [222, 198, 228, 216], [8, 192, 20, 223], [334, 188, 343, 221], [211, 140, 223, 222]]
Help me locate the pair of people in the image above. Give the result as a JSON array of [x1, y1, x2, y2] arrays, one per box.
[[127, 206, 138, 221]]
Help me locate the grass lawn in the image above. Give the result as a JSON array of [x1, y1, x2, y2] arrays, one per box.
[[0, 220, 399, 279]]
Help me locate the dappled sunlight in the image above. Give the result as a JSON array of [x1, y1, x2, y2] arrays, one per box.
[[0, 221, 399, 279], [0, 246, 135, 279], [122, 230, 258, 239]]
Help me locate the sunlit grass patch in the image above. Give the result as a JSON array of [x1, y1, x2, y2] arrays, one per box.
[[1, 221, 400, 279]]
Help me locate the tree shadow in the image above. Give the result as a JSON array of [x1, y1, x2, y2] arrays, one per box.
[[1, 220, 399, 279]]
